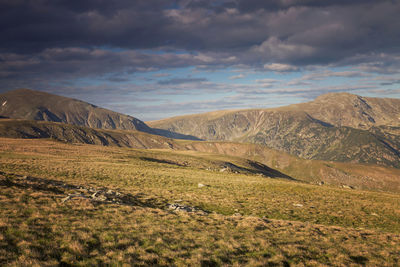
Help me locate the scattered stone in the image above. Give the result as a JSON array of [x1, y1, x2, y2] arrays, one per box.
[[167, 203, 207, 214], [61, 196, 71, 203], [317, 181, 325, 186], [78, 188, 88, 193], [293, 203, 303, 207], [95, 194, 107, 201], [341, 185, 355, 189], [198, 183, 209, 188]]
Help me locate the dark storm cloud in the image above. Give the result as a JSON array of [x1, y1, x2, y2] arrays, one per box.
[[0, 0, 399, 91], [0, 0, 176, 53]]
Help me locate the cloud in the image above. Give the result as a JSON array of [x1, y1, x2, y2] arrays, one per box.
[[1, 1, 399, 65], [0, 0, 399, 119], [157, 77, 208, 85], [263, 63, 298, 72], [300, 70, 370, 81], [153, 73, 170, 78], [229, 74, 245, 79], [255, 78, 279, 84]]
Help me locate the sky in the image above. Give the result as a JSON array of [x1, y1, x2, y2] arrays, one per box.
[[0, 0, 400, 121]]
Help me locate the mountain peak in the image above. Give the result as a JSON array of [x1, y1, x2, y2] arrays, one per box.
[[314, 92, 358, 101]]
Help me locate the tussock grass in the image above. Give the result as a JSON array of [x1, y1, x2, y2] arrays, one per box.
[[1, 138, 400, 265]]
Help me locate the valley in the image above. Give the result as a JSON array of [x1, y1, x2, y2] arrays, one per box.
[[1, 88, 400, 265]]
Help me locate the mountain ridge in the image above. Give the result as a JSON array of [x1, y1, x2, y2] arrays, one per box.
[[148, 93, 400, 167], [0, 88, 153, 133]]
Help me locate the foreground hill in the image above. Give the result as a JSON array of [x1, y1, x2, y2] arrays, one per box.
[[182, 140, 400, 193], [0, 88, 154, 133], [0, 119, 288, 178], [148, 93, 400, 168], [0, 119, 176, 150], [1, 138, 400, 265]]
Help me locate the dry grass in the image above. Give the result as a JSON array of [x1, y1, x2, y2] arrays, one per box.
[[1, 138, 400, 266]]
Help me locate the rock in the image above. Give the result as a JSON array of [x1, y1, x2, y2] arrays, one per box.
[[167, 203, 205, 213], [78, 188, 88, 193], [293, 203, 303, 207], [61, 196, 71, 203], [198, 183, 209, 188], [233, 213, 242, 217], [317, 181, 325, 186], [220, 167, 227, 172], [341, 185, 354, 189], [96, 194, 107, 201]]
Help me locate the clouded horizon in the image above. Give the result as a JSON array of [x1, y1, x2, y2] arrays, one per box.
[[1, 0, 399, 120]]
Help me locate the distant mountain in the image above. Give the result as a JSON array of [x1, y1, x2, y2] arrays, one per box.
[[0, 88, 153, 133], [283, 92, 400, 129], [148, 93, 400, 168]]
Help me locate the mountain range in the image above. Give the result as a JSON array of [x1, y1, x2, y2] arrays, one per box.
[[149, 93, 400, 168], [1, 88, 400, 171]]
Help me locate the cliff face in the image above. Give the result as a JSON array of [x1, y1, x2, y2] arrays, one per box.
[[148, 93, 400, 168]]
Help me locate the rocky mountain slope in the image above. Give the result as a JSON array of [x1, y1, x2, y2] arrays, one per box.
[[148, 93, 400, 168], [284, 92, 400, 129], [0, 89, 153, 132]]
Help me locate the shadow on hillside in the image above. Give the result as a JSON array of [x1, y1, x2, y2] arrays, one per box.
[[246, 161, 296, 180], [139, 157, 187, 167], [152, 128, 202, 141]]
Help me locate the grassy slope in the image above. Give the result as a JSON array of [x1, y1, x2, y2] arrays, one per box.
[[1, 138, 400, 265], [2, 118, 400, 193], [181, 140, 400, 193]]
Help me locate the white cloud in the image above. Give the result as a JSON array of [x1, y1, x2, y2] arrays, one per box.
[[229, 74, 245, 79], [263, 63, 298, 72]]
